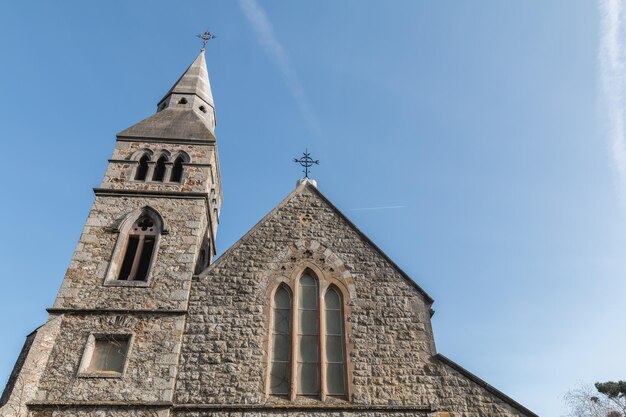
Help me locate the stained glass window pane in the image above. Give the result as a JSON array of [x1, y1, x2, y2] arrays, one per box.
[[270, 362, 290, 395], [326, 363, 346, 395], [299, 310, 318, 335], [325, 288, 341, 309], [298, 335, 319, 362], [325, 310, 342, 335], [275, 288, 291, 309], [297, 363, 320, 395], [273, 334, 291, 361], [325, 335, 344, 363], [274, 309, 290, 334]]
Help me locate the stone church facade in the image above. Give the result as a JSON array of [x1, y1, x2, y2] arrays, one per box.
[[0, 48, 538, 417]]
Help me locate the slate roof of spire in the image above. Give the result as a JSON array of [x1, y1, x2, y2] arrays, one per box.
[[117, 51, 216, 142], [159, 51, 214, 107]]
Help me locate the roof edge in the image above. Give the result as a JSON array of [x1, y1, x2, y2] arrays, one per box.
[[200, 185, 302, 276], [435, 353, 539, 417], [203, 182, 434, 304], [305, 183, 434, 304]]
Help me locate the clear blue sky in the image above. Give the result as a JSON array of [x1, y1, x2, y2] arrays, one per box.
[[1, 2, 624, 416]]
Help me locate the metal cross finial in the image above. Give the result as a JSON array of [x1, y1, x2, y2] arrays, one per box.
[[197, 30, 216, 51], [293, 149, 320, 178]]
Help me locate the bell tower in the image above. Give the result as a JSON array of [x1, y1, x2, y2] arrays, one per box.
[[0, 45, 222, 416]]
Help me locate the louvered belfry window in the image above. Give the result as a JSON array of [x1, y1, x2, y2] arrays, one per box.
[[268, 271, 348, 400]]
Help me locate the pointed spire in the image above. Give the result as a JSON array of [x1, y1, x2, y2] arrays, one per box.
[[117, 50, 218, 141], [159, 50, 214, 108]]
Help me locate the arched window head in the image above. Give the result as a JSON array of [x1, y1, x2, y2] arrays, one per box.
[[297, 272, 320, 396], [270, 286, 292, 396], [170, 156, 185, 183], [152, 155, 167, 182], [117, 215, 159, 281], [135, 154, 150, 181], [324, 287, 346, 396]]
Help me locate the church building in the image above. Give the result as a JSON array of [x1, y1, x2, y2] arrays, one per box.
[[0, 43, 538, 417]]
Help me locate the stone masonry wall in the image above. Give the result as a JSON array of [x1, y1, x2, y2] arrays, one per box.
[[174, 185, 533, 417], [32, 313, 183, 404], [52, 195, 208, 311], [102, 140, 221, 199]]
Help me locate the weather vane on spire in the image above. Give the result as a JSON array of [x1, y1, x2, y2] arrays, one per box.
[[294, 149, 320, 179], [197, 30, 216, 51]]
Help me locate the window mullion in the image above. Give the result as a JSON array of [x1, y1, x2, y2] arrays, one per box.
[[128, 235, 145, 280]]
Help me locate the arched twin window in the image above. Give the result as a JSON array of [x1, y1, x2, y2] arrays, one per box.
[[117, 215, 158, 281], [106, 208, 164, 285], [269, 271, 347, 399], [132, 151, 189, 183]]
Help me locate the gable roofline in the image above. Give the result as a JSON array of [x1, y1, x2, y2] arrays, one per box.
[[435, 354, 539, 417], [202, 182, 434, 305], [306, 183, 434, 304]]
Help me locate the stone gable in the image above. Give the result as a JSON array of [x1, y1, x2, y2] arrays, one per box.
[[174, 184, 534, 416]]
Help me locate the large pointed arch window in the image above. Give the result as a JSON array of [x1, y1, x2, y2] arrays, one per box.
[[268, 271, 348, 400], [270, 286, 292, 396], [324, 287, 347, 396]]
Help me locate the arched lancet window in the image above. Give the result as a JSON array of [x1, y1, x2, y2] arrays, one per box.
[[297, 273, 320, 396], [270, 286, 292, 396], [152, 156, 167, 182], [325, 287, 346, 396], [268, 271, 349, 400], [170, 156, 185, 183], [135, 154, 150, 181], [117, 215, 159, 281]]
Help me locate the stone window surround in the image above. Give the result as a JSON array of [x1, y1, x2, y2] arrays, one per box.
[[77, 332, 134, 379], [128, 149, 191, 185], [103, 207, 166, 288], [266, 262, 351, 402]]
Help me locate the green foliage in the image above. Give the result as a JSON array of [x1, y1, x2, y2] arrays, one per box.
[[595, 381, 626, 399]]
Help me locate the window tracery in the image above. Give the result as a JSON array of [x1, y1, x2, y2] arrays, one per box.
[[268, 269, 348, 400], [105, 207, 165, 286]]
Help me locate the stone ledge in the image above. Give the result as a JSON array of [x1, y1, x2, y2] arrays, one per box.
[[27, 401, 172, 409], [117, 136, 214, 146], [46, 308, 188, 316], [173, 404, 434, 412], [93, 188, 209, 200]]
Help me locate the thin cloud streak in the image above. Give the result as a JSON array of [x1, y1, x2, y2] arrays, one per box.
[[346, 205, 406, 212], [237, 0, 321, 135], [599, 0, 626, 202]]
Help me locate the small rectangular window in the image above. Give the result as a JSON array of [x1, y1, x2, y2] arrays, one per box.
[[80, 334, 130, 377]]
